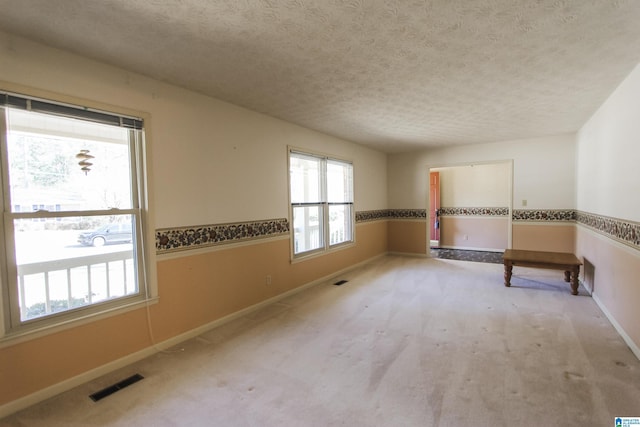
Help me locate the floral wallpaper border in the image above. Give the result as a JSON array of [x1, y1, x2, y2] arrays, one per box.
[[440, 207, 509, 217], [356, 209, 427, 222], [355, 209, 391, 222], [512, 209, 576, 222], [156, 218, 290, 253], [388, 209, 427, 219], [577, 211, 640, 250], [155, 210, 639, 254]]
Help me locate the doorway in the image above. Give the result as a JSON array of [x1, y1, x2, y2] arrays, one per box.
[[429, 171, 440, 248], [428, 161, 513, 253]]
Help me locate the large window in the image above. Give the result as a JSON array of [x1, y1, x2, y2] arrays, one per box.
[[289, 149, 353, 257], [0, 92, 148, 333]]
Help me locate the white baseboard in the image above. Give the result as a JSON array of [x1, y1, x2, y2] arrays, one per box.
[[0, 253, 386, 419], [592, 292, 640, 361]]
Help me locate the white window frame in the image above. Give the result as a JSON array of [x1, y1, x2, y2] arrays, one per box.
[[288, 147, 354, 260], [0, 91, 153, 337]]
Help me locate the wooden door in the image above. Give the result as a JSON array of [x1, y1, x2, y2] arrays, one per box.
[[429, 171, 440, 247]]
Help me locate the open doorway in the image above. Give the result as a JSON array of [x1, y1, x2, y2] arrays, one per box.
[[429, 171, 440, 248], [428, 161, 512, 253]]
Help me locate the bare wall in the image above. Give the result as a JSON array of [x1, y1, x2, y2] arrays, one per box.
[[575, 63, 640, 356]]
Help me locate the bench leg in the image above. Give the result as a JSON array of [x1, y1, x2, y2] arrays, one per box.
[[564, 270, 571, 282], [570, 268, 579, 295], [504, 263, 512, 287]]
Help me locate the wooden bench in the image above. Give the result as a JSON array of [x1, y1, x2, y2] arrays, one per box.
[[503, 249, 582, 295]]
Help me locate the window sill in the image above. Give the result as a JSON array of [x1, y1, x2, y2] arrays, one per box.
[[0, 296, 159, 349], [291, 241, 355, 264]]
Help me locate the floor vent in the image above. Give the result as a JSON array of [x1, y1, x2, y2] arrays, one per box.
[[334, 280, 348, 286], [89, 373, 144, 402], [583, 257, 595, 294]]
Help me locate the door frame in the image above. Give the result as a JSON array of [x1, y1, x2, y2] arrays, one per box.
[[426, 159, 513, 256]]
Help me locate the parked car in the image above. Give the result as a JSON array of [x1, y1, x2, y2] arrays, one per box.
[[78, 223, 132, 247]]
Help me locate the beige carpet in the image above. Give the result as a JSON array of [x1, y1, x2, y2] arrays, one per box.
[[3, 255, 640, 426]]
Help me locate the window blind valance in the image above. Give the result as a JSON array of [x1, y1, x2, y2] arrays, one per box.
[[1, 91, 143, 130]]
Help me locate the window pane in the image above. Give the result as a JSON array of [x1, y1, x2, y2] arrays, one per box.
[[292, 205, 323, 254], [6, 109, 132, 212], [13, 214, 137, 321], [290, 154, 322, 203], [327, 160, 353, 203], [329, 204, 352, 246]]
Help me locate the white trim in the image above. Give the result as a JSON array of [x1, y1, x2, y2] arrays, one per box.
[[0, 252, 385, 418], [592, 292, 640, 361]]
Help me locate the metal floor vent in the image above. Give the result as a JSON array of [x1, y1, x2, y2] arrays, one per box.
[[89, 373, 144, 402], [334, 280, 348, 286]]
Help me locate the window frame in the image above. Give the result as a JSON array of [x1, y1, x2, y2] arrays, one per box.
[[0, 90, 154, 337], [288, 147, 354, 260]]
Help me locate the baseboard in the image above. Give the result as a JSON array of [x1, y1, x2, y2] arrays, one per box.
[[0, 344, 158, 419], [592, 292, 640, 361], [0, 252, 386, 419], [388, 251, 429, 258]]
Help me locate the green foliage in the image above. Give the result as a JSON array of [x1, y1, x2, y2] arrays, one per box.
[[8, 135, 74, 189], [25, 297, 88, 319]]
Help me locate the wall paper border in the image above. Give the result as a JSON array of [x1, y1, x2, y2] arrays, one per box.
[[512, 209, 576, 222], [356, 210, 391, 222], [387, 209, 427, 220], [154, 209, 638, 254], [577, 211, 640, 250], [156, 218, 290, 253], [440, 207, 509, 217], [155, 210, 427, 253]]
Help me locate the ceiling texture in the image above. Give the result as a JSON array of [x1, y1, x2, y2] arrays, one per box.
[[1, 0, 640, 153]]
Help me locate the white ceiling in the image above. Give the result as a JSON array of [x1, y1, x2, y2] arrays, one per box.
[[1, 0, 640, 153]]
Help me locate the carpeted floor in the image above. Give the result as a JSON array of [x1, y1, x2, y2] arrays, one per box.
[[3, 255, 640, 426]]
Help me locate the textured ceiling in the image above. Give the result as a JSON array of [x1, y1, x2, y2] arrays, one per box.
[[1, 1, 640, 153]]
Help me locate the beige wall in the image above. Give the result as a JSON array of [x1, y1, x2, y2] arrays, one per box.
[[0, 221, 387, 407], [387, 221, 427, 255], [575, 63, 640, 357], [440, 217, 509, 251], [512, 224, 576, 253]]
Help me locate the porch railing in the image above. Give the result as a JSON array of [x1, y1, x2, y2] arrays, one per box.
[[17, 250, 134, 320]]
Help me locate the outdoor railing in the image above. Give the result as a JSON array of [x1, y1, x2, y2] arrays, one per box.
[[17, 250, 134, 320]]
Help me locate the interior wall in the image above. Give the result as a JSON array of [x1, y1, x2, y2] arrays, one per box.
[[437, 163, 510, 208], [388, 134, 576, 211], [0, 32, 389, 411], [434, 163, 510, 251], [575, 63, 640, 356], [388, 134, 576, 253]]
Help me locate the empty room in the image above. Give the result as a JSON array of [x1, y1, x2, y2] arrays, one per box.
[[1, 1, 640, 425]]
